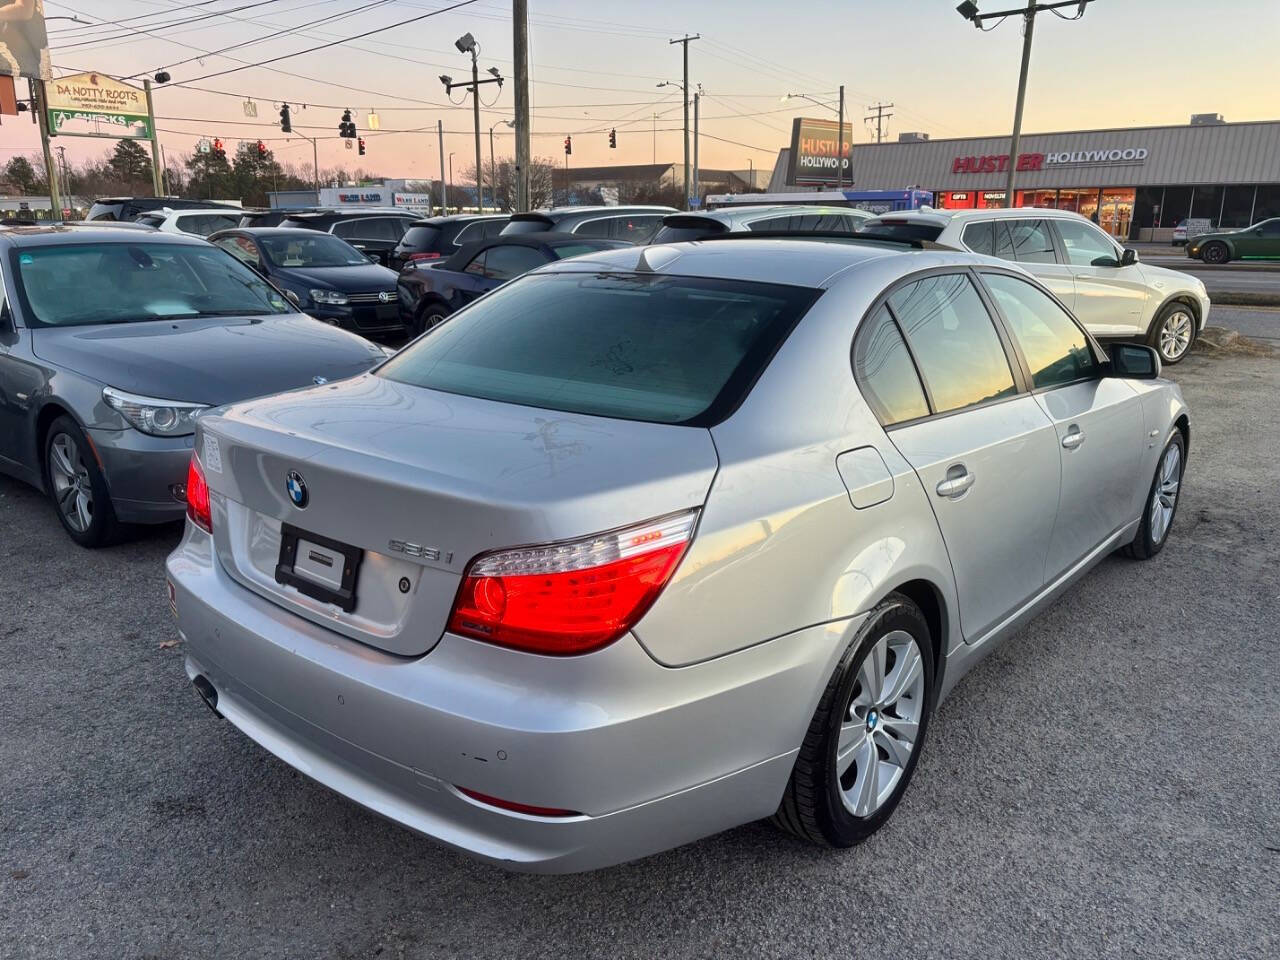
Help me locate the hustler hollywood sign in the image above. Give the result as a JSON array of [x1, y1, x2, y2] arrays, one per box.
[[952, 146, 1149, 175]]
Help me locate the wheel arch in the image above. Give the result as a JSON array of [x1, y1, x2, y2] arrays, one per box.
[[33, 400, 81, 493], [886, 577, 948, 699], [1151, 292, 1204, 336]]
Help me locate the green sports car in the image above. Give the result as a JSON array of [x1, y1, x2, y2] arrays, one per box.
[[1188, 217, 1280, 263]]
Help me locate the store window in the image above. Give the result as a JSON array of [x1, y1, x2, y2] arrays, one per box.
[[1097, 188, 1135, 239], [1133, 187, 1162, 230], [1160, 186, 1193, 226], [1220, 185, 1257, 228], [1190, 185, 1224, 226], [1254, 185, 1280, 222]]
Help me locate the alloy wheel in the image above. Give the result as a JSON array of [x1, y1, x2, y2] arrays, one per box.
[[836, 630, 926, 818], [1202, 243, 1227, 264], [1159, 310, 1194, 361], [48, 432, 94, 533], [1149, 442, 1181, 544]]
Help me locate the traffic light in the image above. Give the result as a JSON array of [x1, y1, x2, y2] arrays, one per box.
[[279, 102, 292, 133], [564, 135, 572, 156], [257, 140, 267, 158], [609, 128, 616, 149], [358, 137, 366, 156], [339, 109, 356, 139], [212, 138, 225, 158]]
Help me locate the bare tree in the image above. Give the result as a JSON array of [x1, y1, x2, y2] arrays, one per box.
[[462, 156, 557, 211]]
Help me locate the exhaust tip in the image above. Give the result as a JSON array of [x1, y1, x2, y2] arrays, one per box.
[[192, 675, 222, 718]]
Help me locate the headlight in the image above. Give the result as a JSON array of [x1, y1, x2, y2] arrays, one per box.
[[103, 387, 207, 437], [309, 288, 349, 305]]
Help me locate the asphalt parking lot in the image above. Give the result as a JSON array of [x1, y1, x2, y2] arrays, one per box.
[[3, 340, 1278, 960]]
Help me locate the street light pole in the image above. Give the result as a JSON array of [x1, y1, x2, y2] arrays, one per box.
[[440, 34, 504, 214], [836, 84, 845, 190]]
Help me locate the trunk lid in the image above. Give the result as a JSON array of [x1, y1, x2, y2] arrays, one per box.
[[199, 374, 719, 656]]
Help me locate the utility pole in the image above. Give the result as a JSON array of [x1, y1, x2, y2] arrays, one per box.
[[669, 34, 699, 209], [653, 113, 658, 165], [692, 92, 699, 209], [958, 0, 1094, 208], [865, 102, 894, 144], [836, 85, 845, 190], [56, 146, 69, 202], [437, 119, 446, 214], [31, 79, 61, 220], [440, 34, 503, 214], [513, 0, 531, 212], [143, 79, 164, 196]]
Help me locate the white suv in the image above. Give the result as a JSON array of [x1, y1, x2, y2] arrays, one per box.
[[863, 208, 1209, 363], [134, 207, 243, 238]]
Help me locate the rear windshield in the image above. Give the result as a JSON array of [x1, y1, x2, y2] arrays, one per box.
[[379, 271, 820, 425], [862, 221, 943, 242], [86, 202, 124, 221], [400, 224, 442, 248]]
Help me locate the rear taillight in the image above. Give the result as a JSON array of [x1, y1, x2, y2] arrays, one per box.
[[407, 251, 441, 261], [186, 454, 212, 533], [447, 511, 698, 655]]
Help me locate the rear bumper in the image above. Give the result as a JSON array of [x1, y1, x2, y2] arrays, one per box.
[[166, 526, 854, 872], [90, 426, 193, 524]]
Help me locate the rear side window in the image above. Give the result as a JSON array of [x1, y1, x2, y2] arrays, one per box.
[[613, 215, 664, 242], [453, 221, 487, 245], [1007, 219, 1057, 264], [863, 220, 943, 242], [888, 273, 1016, 414], [400, 224, 442, 249], [854, 305, 929, 426], [572, 218, 613, 239], [961, 221, 995, 255], [379, 272, 820, 425], [982, 272, 1097, 388], [483, 245, 546, 280], [500, 218, 550, 235], [651, 220, 725, 243], [481, 219, 508, 238]]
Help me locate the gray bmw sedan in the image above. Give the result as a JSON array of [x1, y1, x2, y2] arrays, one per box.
[[167, 238, 1189, 871], [0, 226, 387, 546]]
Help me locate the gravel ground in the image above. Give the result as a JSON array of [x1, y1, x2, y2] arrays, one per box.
[[2, 350, 1278, 960]]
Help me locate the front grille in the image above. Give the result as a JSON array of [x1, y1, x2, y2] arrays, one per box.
[[348, 290, 396, 304]]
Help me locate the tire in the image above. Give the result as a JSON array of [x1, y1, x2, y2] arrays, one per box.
[[414, 301, 450, 337], [44, 415, 122, 548], [1200, 241, 1229, 264], [1124, 431, 1185, 561], [1148, 301, 1196, 364], [774, 593, 936, 847]]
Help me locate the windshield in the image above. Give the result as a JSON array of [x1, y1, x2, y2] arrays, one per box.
[[12, 242, 294, 327], [260, 233, 369, 267], [379, 271, 820, 426]]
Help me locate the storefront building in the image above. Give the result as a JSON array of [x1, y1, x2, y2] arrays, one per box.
[[779, 119, 1280, 241]]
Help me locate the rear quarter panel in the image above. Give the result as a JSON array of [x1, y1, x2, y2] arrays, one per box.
[[634, 257, 960, 667]]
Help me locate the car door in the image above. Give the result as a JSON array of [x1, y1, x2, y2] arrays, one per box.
[[876, 270, 1061, 642], [1049, 217, 1147, 336], [1236, 218, 1280, 258], [449, 249, 494, 309], [978, 269, 1146, 580]]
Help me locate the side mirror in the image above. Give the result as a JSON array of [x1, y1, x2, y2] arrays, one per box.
[[1120, 247, 1138, 266], [0, 300, 13, 333], [1108, 343, 1161, 380], [368, 254, 379, 263]]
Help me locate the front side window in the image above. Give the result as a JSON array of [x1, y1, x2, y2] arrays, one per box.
[[1258, 218, 1280, 237], [982, 272, 1097, 389], [12, 243, 293, 327], [1007, 219, 1057, 264], [378, 272, 820, 425], [854, 305, 929, 426], [258, 234, 368, 267], [1054, 218, 1119, 266], [483, 245, 547, 280], [889, 273, 1016, 414]]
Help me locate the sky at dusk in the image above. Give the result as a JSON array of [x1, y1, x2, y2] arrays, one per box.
[[3, 0, 1278, 185]]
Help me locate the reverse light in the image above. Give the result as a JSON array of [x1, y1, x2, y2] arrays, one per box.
[[186, 454, 212, 533], [447, 510, 698, 655]]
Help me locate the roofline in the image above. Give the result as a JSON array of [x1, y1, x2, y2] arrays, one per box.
[[849, 117, 1280, 148]]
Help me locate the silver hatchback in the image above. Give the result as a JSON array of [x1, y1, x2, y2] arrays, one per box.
[[166, 238, 1189, 872]]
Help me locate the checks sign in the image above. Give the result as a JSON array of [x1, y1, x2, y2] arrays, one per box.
[[46, 72, 151, 139]]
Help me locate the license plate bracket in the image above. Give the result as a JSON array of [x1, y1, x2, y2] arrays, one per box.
[[274, 523, 363, 613]]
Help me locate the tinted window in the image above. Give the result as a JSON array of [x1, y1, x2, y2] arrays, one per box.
[[332, 220, 362, 239], [452, 221, 486, 246], [613, 215, 663, 242], [379, 273, 819, 425], [983, 272, 1096, 389], [572, 218, 613, 239], [961, 221, 995, 256], [889, 273, 1016, 413], [747, 214, 798, 232], [400, 224, 442, 249], [854, 305, 929, 426], [481, 219, 508, 238], [1007, 219, 1057, 264], [500, 218, 551, 235], [483, 245, 547, 280], [862, 220, 943, 241], [463, 251, 486, 275], [333, 218, 402, 241], [11, 243, 292, 327], [1258, 218, 1280, 236], [550, 242, 616, 260], [1054, 219, 1118, 266], [651, 221, 725, 243], [135, 214, 164, 228], [259, 234, 368, 267], [180, 214, 239, 236]]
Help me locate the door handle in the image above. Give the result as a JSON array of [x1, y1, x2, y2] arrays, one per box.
[[1062, 427, 1086, 450], [935, 467, 975, 499]]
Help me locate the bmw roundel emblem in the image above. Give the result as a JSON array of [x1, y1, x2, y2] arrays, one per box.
[[378, 291, 390, 303], [286, 470, 309, 508]]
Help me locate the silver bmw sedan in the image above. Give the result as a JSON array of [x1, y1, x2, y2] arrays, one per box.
[[166, 238, 1189, 872]]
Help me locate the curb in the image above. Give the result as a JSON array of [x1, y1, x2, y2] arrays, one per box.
[[1209, 292, 1280, 307]]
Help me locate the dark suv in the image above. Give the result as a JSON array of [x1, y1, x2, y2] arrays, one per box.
[[86, 197, 241, 222], [278, 209, 417, 266], [500, 206, 674, 243], [390, 214, 509, 270]]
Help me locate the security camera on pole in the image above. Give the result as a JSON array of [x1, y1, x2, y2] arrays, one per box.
[[957, 0, 1094, 207], [440, 33, 504, 214]]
